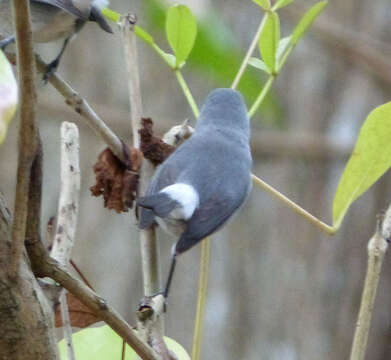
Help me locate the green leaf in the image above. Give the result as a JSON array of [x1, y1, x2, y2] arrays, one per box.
[[273, 0, 294, 11], [0, 50, 17, 145], [276, 36, 291, 63], [259, 12, 280, 74], [253, 0, 271, 10], [166, 4, 197, 67], [291, 1, 327, 45], [143, 0, 283, 124], [333, 102, 391, 228], [165, 337, 191, 360], [58, 325, 191, 360], [248, 57, 270, 74]]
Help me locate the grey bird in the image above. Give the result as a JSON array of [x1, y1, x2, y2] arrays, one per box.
[[137, 88, 253, 298], [0, 0, 112, 78]]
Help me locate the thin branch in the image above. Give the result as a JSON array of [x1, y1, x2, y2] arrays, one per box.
[[50, 122, 80, 265], [350, 211, 390, 360], [231, 16, 266, 89], [252, 174, 336, 234], [121, 14, 142, 149], [120, 15, 170, 358], [9, 0, 38, 278], [191, 238, 210, 360], [6, 52, 126, 163], [40, 257, 161, 360], [49, 122, 80, 359], [120, 13, 162, 302], [60, 289, 76, 360], [26, 215, 160, 360]]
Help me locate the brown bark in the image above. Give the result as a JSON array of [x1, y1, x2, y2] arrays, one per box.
[[0, 189, 58, 359]]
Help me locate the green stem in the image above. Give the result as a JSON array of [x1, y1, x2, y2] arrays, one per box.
[[175, 70, 200, 117], [277, 44, 294, 73], [248, 75, 275, 118], [252, 174, 336, 235], [191, 238, 210, 360], [231, 15, 267, 89]]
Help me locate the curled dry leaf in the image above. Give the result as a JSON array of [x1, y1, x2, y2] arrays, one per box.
[[55, 292, 100, 328], [90, 145, 143, 213], [139, 118, 175, 166]]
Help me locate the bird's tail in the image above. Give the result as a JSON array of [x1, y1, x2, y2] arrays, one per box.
[[137, 193, 179, 228], [89, 5, 113, 33]]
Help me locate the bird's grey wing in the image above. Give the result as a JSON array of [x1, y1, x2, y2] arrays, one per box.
[[32, 0, 88, 19], [137, 160, 182, 229], [175, 178, 251, 254]]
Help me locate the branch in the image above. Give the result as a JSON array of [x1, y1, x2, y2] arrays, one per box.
[[40, 257, 161, 360], [59, 289, 76, 360], [9, 0, 38, 278], [349, 210, 390, 360], [50, 122, 80, 360], [50, 122, 80, 265], [120, 14, 171, 358], [120, 14, 161, 299]]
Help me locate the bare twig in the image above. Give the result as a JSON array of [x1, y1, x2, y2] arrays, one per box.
[[120, 14, 170, 358], [40, 257, 161, 360], [48, 122, 80, 359], [120, 14, 161, 300], [6, 52, 126, 164], [121, 14, 142, 149], [59, 289, 76, 360], [9, 0, 38, 278], [50, 122, 80, 265], [350, 209, 390, 360], [25, 220, 160, 360]]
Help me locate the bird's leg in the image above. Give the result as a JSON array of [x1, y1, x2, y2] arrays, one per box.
[[43, 37, 70, 82], [163, 253, 177, 299], [0, 36, 15, 50]]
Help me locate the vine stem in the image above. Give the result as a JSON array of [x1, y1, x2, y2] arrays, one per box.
[[231, 16, 266, 90], [252, 174, 336, 234], [175, 70, 200, 117], [191, 238, 210, 360], [248, 75, 274, 118]]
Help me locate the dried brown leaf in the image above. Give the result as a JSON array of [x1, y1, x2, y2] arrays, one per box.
[[55, 292, 100, 328], [90, 145, 143, 212], [139, 118, 175, 166]]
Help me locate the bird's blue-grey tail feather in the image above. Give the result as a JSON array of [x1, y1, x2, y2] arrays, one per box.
[[137, 193, 179, 218], [89, 6, 113, 33]]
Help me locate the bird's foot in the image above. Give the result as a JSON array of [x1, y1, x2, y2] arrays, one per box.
[[42, 58, 60, 83]]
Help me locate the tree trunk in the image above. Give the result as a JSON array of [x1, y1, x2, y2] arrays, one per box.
[[0, 193, 58, 359]]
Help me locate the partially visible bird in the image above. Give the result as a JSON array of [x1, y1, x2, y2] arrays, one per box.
[[137, 88, 253, 298], [0, 0, 112, 78]]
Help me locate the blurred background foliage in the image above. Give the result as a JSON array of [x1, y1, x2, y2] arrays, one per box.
[[1, 0, 391, 359]]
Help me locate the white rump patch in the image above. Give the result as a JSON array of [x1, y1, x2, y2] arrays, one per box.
[[161, 183, 199, 220]]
